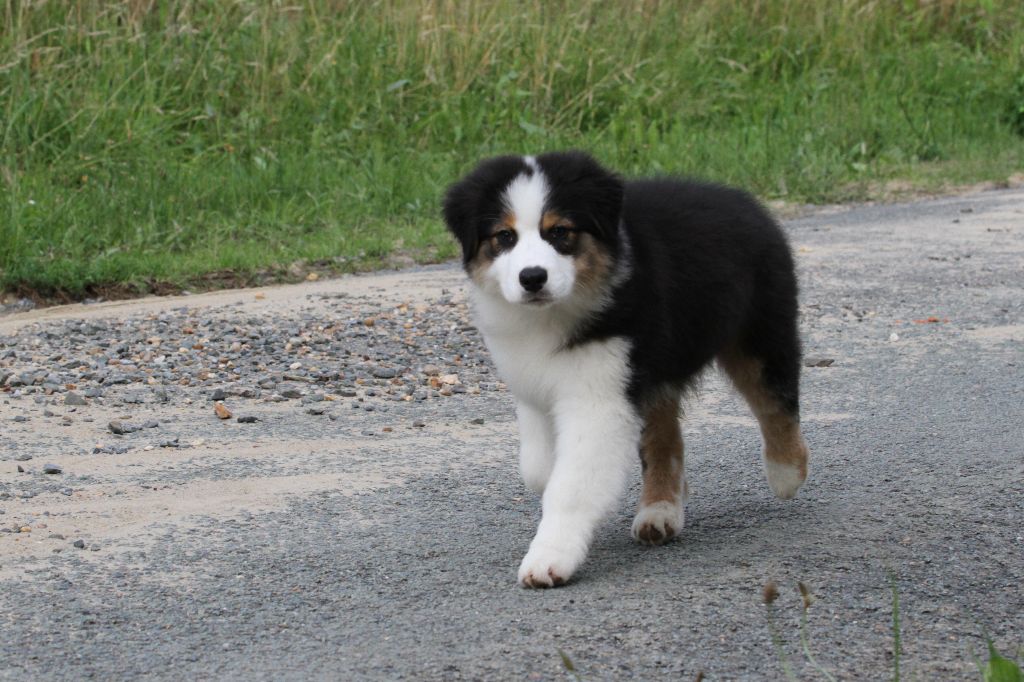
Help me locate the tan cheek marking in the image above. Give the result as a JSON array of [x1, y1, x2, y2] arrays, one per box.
[[639, 397, 686, 508], [572, 233, 613, 294], [717, 349, 809, 475], [467, 252, 492, 287]]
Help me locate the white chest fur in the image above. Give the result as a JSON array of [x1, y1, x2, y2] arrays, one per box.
[[469, 286, 643, 588], [470, 289, 632, 411]]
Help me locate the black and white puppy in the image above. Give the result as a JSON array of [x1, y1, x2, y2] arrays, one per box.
[[442, 151, 809, 588]]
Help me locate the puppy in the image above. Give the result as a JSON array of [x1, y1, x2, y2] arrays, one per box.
[[442, 151, 809, 587]]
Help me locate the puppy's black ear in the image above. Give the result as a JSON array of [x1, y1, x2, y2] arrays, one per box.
[[442, 177, 480, 265], [537, 150, 624, 242], [581, 159, 624, 241], [443, 155, 527, 265]]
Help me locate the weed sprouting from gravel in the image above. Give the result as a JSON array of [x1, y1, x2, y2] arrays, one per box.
[[798, 581, 837, 682], [979, 641, 1024, 682], [557, 648, 583, 681], [889, 569, 902, 682], [762, 580, 799, 681]]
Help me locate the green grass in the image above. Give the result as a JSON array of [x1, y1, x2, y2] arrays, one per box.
[[2, 0, 1023, 299]]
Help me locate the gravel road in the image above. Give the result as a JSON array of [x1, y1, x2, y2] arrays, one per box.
[[1, 188, 1022, 680]]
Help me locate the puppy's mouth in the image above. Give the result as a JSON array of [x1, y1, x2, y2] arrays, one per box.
[[521, 292, 553, 307]]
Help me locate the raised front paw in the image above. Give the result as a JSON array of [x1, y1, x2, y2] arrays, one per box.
[[517, 543, 584, 588], [631, 500, 684, 546]]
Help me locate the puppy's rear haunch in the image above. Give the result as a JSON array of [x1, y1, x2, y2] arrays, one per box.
[[443, 151, 809, 587]]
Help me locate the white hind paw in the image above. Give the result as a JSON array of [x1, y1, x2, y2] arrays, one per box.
[[631, 500, 684, 546], [765, 459, 807, 499]]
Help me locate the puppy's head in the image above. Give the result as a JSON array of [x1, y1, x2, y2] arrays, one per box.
[[442, 151, 623, 307]]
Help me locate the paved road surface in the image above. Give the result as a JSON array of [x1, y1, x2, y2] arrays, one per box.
[[1, 189, 1022, 680]]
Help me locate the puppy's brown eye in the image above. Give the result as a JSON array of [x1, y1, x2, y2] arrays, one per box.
[[495, 229, 516, 248], [549, 225, 572, 240]]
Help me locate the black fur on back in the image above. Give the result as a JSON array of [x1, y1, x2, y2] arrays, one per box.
[[576, 172, 800, 414]]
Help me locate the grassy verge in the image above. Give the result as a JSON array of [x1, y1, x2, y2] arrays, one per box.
[[2, 0, 1023, 300]]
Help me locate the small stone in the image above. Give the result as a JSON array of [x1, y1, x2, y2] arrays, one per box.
[[214, 402, 232, 419], [72, 539, 86, 549], [210, 388, 228, 401], [15, 454, 31, 462], [372, 366, 399, 379], [43, 464, 62, 475], [412, 419, 426, 428], [306, 407, 326, 416], [13, 415, 28, 423], [16, 465, 24, 473], [470, 417, 485, 425], [48, 533, 65, 540], [20, 526, 31, 533], [108, 420, 141, 435], [159, 438, 180, 448], [804, 358, 835, 368], [337, 389, 358, 398], [281, 388, 303, 399], [236, 416, 258, 424], [889, 332, 900, 342]]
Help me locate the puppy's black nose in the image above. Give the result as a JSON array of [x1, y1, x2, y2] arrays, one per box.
[[519, 266, 548, 293]]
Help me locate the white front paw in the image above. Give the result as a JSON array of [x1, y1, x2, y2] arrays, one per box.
[[517, 542, 586, 588], [631, 500, 684, 546]]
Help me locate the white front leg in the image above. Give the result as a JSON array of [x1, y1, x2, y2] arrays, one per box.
[[517, 401, 556, 494], [517, 397, 641, 587]]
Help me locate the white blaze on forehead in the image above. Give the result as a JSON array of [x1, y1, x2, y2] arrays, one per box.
[[502, 160, 548, 235]]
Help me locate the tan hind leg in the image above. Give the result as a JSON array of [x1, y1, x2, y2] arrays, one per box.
[[718, 348, 809, 499], [631, 396, 687, 545]]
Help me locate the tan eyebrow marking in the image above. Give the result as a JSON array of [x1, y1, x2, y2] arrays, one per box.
[[494, 213, 517, 234], [541, 211, 574, 230]]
